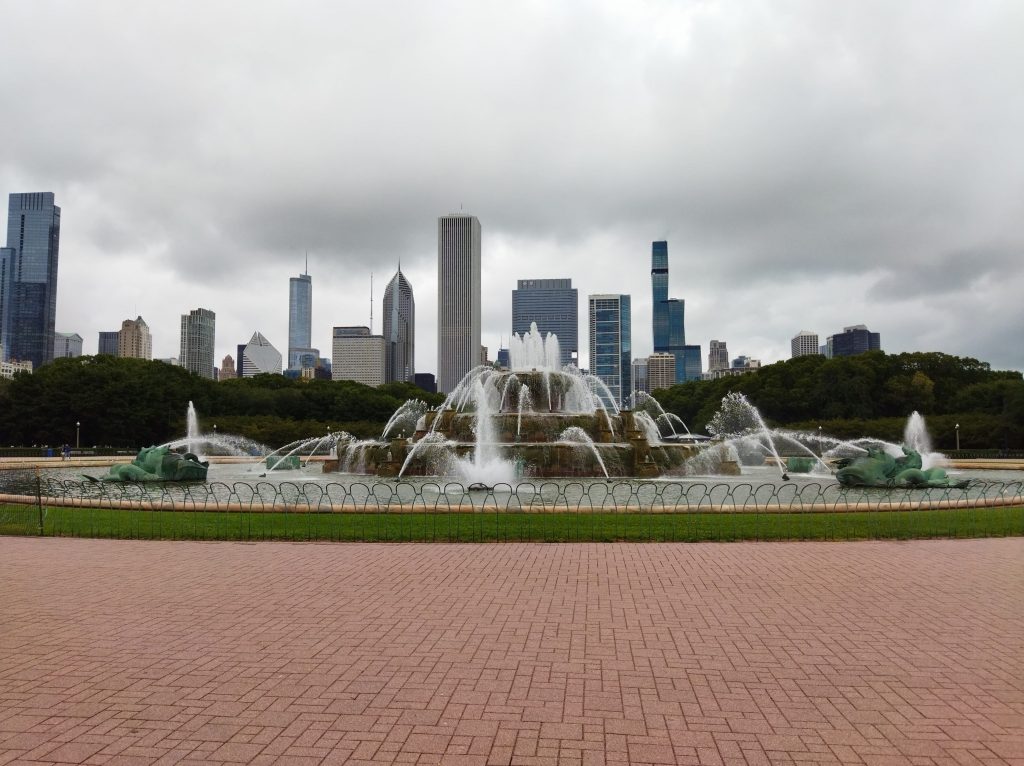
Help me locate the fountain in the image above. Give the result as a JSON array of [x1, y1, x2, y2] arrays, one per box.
[[323, 323, 705, 480], [835, 447, 967, 488], [87, 445, 209, 482]]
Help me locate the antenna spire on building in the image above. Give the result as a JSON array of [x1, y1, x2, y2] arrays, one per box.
[[304, 251, 308, 275], [370, 272, 373, 334]]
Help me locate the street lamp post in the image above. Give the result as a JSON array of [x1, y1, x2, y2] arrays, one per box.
[[818, 425, 823, 456], [76, 421, 80, 449], [955, 423, 960, 452]]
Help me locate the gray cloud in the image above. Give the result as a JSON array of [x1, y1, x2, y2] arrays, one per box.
[[1, 0, 1022, 372]]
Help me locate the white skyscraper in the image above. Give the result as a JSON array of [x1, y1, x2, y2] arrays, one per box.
[[332, 326, 385, 387], [437, 214, 481, 394], [791, 330, 820, 358]]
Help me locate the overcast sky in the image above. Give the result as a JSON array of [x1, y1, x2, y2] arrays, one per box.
[[2, 1, 1022, 375]]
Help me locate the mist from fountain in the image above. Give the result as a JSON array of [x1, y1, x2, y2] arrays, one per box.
[[186, 401, 200, 456], [628, 391, 692, 438], [396, 322, 629, 481], [634, 410, 664, 444], [706, 392, 787, 477], [451, 373, 516, 485], [558, 426, 609, 478], [259, 432, 347, 475], [509, 323, 561, 371], [903, 411, 945, 469], [159, 402, 270, 459], [381, 399, 428, 440], [517, 385, 533, 438]]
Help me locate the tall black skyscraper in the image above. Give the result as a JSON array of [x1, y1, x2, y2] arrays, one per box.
[[1, 193, 60, 367], [650, 240, 701, 383]]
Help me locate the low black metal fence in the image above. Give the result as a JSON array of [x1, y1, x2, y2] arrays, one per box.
[[1, 478, 1021, 542]]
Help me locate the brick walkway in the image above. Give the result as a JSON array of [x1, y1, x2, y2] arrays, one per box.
[[1, 539, 1021, 765]]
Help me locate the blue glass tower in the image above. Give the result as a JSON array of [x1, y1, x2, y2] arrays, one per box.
[[288, 269, 314, 370], [588, 294, 631, 407], [651, 240, 700, 382], [511, 278, 578, 367], [3, 193, 60, 368], [651, 241, 669, 351]]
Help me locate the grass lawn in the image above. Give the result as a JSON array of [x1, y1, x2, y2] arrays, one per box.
[[2, 503, 1022, 542]]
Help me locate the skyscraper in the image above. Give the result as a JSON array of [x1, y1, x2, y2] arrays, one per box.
[[682, 345, 703, 381], [97, 331, 120, 356], [332, 326, 385, 386], [511, 278, 578, 367], [0, 247, 12, 359], [437, 214, 481, 393], [651, 241, 692, 381], [791, 330, 820, 358], [238, 331, 282, 376], [118, 316, 152, 359], [828, 325, 881, 357], [708, 340, 729, 372], [2, 193, 60, 368], [288, 268, 313, 370], [54, 332, 83, 358], [647, 352, 676, 391], [631, 358, 649, 393], [651, 240, 669, 349], [179, 307, 216, 379], [383, 266, 415, 383], [588, 294, 631, 407], [220, 354, 236, 379]]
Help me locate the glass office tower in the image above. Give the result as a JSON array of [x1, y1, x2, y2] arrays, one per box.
[[288, 271, 312, 370], [651, 240, 694, 382], [0, 247, 12, 360], [3, 193, 61, 368], [383, 266, 415, 383], [651, 240, 669, 351], [588, 294, 631, 407], [511, 278, 578, 367], [98, 331, 120, 356]]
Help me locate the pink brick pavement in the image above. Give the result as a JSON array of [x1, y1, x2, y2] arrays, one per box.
[[0, 538, 1021, 765]]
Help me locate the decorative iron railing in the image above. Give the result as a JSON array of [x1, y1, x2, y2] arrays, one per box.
[[1, 478, 1021, 542]]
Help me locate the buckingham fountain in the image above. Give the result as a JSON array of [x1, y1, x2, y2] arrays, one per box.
[[78, 327, 969, 490], [324, 324, 706, 482]]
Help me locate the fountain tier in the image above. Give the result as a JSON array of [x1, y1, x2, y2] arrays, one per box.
[[325, 368, 702, 479]]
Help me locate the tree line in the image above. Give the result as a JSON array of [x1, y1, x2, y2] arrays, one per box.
[[653, 351, 1024, 450], [0, 351, 1020, 450], [0, 356, 443, 447]]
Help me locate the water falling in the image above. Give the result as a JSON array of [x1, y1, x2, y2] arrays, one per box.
[[381, 399, 428, 440], [509, 322, 561, 371], [186, 401, 200, 456], [517, 385, 533, 438], [707, 392, 786, 477], [558, 426, 609, 478]]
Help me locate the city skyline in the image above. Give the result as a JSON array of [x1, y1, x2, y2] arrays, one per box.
[[1, 4, 1021, 375]]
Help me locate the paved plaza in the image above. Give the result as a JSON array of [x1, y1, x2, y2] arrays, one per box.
[[0, 538, 1022, 765]]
